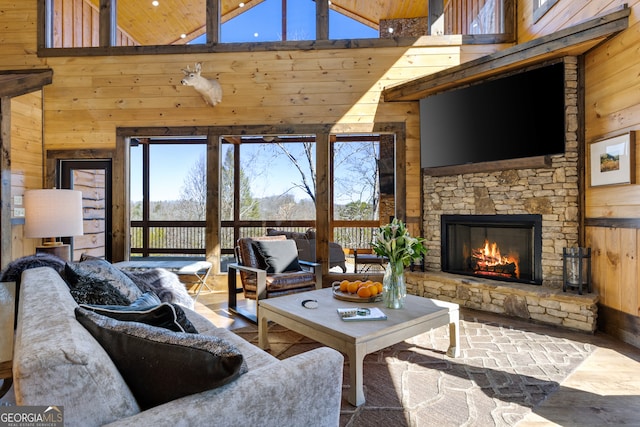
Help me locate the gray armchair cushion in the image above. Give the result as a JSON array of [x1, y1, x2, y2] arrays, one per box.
[[253, 239, 302, 273]]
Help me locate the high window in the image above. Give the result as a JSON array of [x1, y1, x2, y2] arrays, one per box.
[[40, 0, 514, 53]]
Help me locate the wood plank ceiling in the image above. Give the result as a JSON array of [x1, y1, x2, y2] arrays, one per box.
[[90, 0, 428, 46]]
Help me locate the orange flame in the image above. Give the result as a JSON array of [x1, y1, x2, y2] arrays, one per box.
[[473, 239, 520, 278]]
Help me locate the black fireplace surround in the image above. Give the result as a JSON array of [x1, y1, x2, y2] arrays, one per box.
[[441, 214, 543, 285]]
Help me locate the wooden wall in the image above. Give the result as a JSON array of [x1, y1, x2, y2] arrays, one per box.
[[518, 0, 640, 347], [10, 91, 43, 260]]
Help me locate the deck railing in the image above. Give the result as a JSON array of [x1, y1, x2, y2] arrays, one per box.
[[130, 220, 381, 258]]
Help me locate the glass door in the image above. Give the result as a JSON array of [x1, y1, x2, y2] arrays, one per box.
[[59, 160, 112, 261]]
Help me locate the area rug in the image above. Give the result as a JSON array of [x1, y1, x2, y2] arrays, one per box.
[[233, 309, 595, 427]]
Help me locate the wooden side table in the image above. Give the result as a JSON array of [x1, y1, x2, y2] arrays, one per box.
[[36, 244, 71, 262], [0, 282, 15, 398]]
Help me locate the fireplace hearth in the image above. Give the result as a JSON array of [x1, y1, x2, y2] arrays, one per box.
[[441, 214, 542, 285]]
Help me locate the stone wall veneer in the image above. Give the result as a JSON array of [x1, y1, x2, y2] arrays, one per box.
[[406, 271, 598, 332], [411, 57, 597, 331]]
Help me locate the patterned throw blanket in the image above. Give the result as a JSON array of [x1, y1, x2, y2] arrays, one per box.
[[122, 268, 194, 310]]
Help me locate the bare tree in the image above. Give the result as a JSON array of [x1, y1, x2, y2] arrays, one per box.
[[273, 141, 317, 204], [179, 154, 207, 220]]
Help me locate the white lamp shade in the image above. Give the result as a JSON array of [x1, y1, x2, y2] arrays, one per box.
[[24, 189, 84, 239]]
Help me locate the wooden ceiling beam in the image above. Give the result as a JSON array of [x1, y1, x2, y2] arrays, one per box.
[[382, 5, 631, 102], [0, 69, 53, 98]]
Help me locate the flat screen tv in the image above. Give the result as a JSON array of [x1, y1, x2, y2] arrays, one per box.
[[420, 61, 566, 169]]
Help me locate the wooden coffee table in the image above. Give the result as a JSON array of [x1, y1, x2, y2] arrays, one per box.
[[258, 287, 460, 406]]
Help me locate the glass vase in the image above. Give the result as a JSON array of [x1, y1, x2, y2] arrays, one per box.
[[383, 261, 406, 309]]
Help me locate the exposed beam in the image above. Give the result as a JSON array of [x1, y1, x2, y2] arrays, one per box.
[[0, 69, 53, 98], [383, 5, 631, 102]]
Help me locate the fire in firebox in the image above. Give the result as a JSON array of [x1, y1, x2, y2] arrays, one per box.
[[470, 240, 520, 279]]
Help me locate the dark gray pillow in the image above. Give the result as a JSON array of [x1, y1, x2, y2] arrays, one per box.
[[65, 263, 130, 305], [253, 239, 302, 273], [75, 307, 247, 410], [80, 292, 198, 333]]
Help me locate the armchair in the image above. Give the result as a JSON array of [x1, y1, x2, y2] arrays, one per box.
[[228, 236, 322, 323]]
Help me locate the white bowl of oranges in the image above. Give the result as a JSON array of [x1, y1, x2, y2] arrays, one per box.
[[332, 279, 383, 302]]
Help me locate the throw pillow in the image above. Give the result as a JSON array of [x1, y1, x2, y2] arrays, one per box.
[[80, 292, 198, 333], [71, 258, 142, 303], [253, 239, 302, 273], [65, 263, 130, 305], [75, 307, 248, 410]]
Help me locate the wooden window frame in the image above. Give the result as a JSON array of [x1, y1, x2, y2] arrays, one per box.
[[533, 0, 559, 23]]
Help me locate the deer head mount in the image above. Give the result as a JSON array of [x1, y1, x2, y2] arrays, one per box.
[[181, 63, 222, 107]]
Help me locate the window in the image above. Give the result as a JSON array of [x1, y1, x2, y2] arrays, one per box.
[[533, 0, 558, 22], [116, 124, 406, 274], [129, 137, 207, 257], [40, 1, 513, 54]]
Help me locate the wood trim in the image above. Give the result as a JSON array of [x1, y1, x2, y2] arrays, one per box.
[[0, 70, 53, 98], [99, 0, 114, 47], [38, 34, 473, 57], [585, 218, 640, 229], [316, 0, 328, 41], [45, 149, 115, 188], [533, 0, 559, 23], [0, 98, 11, 270], [207, 0, 220, 45], [206, 130, 220, 267], [383, 5, 631, 102], [316, 132, 330, 277], [113, 134, 128, 262], [423, 155, 553, 176]]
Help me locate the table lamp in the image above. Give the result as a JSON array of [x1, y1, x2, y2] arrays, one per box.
[[24, 189, 84, 262]]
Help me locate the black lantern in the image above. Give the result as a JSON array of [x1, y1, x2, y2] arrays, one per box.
[[562, 247, 591, 295]]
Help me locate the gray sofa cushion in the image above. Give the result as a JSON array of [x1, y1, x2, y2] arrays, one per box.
[[75, 307, 248, 410]]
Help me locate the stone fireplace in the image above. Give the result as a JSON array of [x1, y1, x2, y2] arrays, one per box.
[[405, 57, 598, 332]]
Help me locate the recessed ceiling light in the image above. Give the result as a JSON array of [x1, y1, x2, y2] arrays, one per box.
[[180, 34, 186, 39], [239, 2, 245, 7], [152, 1, 159, 6]]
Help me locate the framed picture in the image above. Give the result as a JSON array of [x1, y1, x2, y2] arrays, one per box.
[[590, 132, 635, 187]]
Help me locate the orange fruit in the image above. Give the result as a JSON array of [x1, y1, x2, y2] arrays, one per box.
[[374, 282, 383, 293], [347, 282, 360, 294], [367, 284, 378, 296], [339, 280, 350, 292], [357, 286, 371, 298]]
